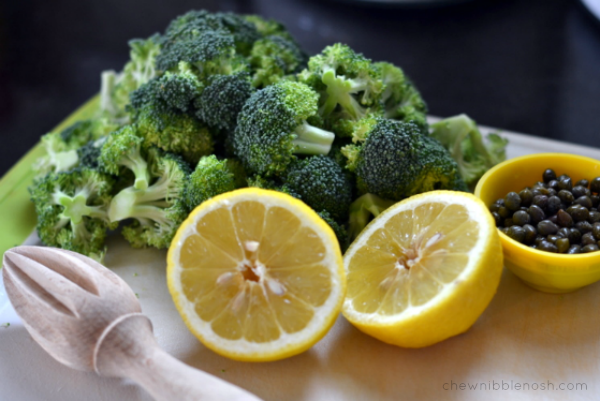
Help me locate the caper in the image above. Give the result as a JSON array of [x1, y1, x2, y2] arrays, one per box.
[[574, 195, 593, 209], [557, 189, 574, 205], [582, 244, 599, 253], [572, 185, 588, 198], [504, 218, 515, 227], [528, 205, 545, 224], [567, 245, 581, 254], [576, 220, 593, 234], [495, 198, 506, 207], [491, 211, 502, 226], [532, 195, 548, 209], [576, 179, 589, 188], [537, 220, 559, 236], [547, 188, 557, 196], [498, 206, 511, 219], [531, 188, 543, 197], [556, 209, 573, 227], [590, 177, 600, 194], [518, 188, 533, 207], [556, 238, 570, 253], [535, 235, 546, 246], [523, 224, 537, 244], [538, 241, 558, 253], [569, 228, 582, 243], [569, 205, 590, 222], [547, 180, 559, 191], [546, 195, 562, 215], [558, 174, 569, 181], [506, 226, 525, 243], [512, 210, 530, 226], [589, 211, 600, 224], [557, 227, 570, 238], [546, 235, 560, 244], [542, 169, 557, 183], [548, 214, 558, 224], [582, 232, 597, 246], [504, 192, 521, 212], [534, 181, 547, 189], [593, 222, 600, 239], [557, 177, 573, 191], [592, 195, 600, 208]]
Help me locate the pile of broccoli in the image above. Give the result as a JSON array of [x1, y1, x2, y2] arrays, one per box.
[[29, 9, 507, 260]]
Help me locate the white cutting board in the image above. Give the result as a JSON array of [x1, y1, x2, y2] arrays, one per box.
[[1, 125, 599, 401]]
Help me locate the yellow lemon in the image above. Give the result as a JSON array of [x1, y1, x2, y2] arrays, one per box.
[[167, 188, 345, 361], [342, 190, 502, 348]]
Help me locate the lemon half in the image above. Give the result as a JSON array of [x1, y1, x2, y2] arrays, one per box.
[[167, 188, 345, 361], [342, 190, 503, 348]]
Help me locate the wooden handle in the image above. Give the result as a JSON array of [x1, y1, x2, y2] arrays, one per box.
[[94, 314, 262, 401]]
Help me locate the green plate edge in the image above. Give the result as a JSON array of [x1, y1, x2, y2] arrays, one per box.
[[0, 95, 100, 258]]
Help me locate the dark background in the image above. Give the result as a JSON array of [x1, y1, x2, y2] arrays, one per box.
[[1, 0, 599, 176]]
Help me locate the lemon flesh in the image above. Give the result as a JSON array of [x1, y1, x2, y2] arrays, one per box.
[[167, 188, 345, 362], [342, 190, 503, 348]]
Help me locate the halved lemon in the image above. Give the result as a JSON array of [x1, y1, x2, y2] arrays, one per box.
[[342, 190, 503, 348], [167, 188, 345, 362]]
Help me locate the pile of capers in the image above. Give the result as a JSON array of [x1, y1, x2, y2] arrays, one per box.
[[489, 169, 600, 254]]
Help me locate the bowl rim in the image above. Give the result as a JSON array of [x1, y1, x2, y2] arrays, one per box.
[[475, 152, 600, 264]]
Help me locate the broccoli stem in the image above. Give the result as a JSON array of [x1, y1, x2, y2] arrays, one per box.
[[292, 121, 335, 155], [119, 150, 149, 190], [51, 149, 79, 173], [54, 190, 108, 224], [321, 69, 366, 119], [348, 193, 395, 240]]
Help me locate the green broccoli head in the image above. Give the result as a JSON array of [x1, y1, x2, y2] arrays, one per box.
[[347, 193, 395, 241], [246, 174, 301, 199], [98, 125, 149, 190], [375, 61, 428, 129], [233, 80, 335, 176], [299, 43, 384, 122], [108, 148, 191, 249], [154, 62, 204, 113], [343, 118, 466, 201], [34, 119, 117, 176], [29, 168, 116, 260], [129, 79, 214, 165], [183, 155, 246, 210], [430, 114, 508, 187], [244, 15, 294, 39], [77, 136, 108, 169], [283, 155, 353, 221], [194, 72, 254, 132], [249, 34, 307, 88]]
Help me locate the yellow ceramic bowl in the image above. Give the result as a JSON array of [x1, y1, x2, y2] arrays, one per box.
[[475, 153, 600, 293]]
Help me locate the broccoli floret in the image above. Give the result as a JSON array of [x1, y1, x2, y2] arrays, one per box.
[[29, 168, 116, 260], [77, 136, 108, 169], [130, 79, 214, 164], [98, 125, 150, 190], [342, 118, 466, 201], [375, 61, 428, 129], [430, 114, 509, 187], [99, 35, 161, 123], [283, 155, 353, 221], [317, 210, 349, 252], [34, 119, 117, 176], [299, 44, 383, 122], [154, 62, 204, 113], [347, 193, 395, 241], [194, 72, 254, 132], [249, 35, 307, 88], [246, 174, 300, 198], [244, 15, 293, 39], [108, 148, 191, 249], [234, 80, 335, 176], [183, 155, 246, 210]]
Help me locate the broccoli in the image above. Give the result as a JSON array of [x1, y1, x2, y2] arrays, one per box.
[[77, 136, 108, 169], [317, 210, 349, 252], [249, 34, 307, 88], [29, 168, 116, 260], [183, 155, 246, 210], [108, 147, 191, 249], [98, 125, 150, 190], [348, 193, 395, 241], [375, 61, 428, 129], [342, 118, 466, 201], [154, 62, 204, 113], [246, 174, 300, 198], [244, 15, 294, 39], [34, 119, 117, 176], [430, 114, 508, 187], [233, 80, 335, 176], [129, 78, 214, 164], [283, 155, 353, 221], [99, 35, 161, 123], [299, 44, 383, 123], [194, 72, 254, 132]]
